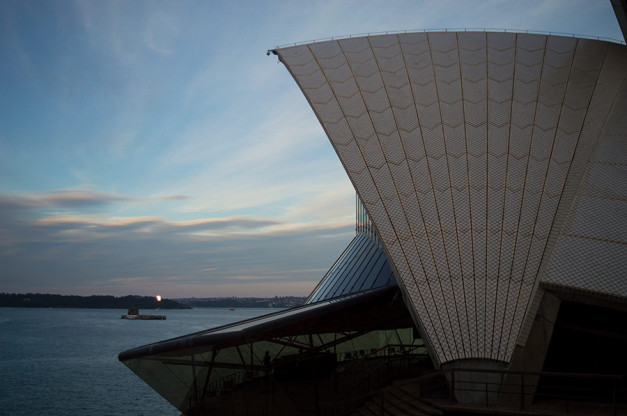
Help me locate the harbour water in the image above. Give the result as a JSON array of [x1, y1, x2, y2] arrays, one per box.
[[0, 307, 271, 416]]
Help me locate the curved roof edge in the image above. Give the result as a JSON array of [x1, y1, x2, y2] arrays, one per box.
[[268, 28, 626, 51]]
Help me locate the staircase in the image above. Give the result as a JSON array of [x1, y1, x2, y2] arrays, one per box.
[[350, 380, 443, 416]]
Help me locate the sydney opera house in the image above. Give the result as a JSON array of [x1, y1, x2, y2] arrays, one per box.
[[120, 8, 627, 416]]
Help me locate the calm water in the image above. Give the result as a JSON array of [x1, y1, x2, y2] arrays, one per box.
[[0, 307, 271, 416]]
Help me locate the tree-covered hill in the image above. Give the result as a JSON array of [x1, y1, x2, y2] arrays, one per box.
[[0, 293, 191, 309]]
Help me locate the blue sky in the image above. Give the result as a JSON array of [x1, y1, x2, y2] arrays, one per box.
[[0, 0, 623, 297]]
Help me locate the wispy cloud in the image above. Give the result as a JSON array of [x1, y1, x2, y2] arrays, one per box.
[[0, 189, 127, 210], [0, 189, 188, 211], [143, 9, 178, 56]]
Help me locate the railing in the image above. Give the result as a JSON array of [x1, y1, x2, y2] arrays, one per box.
[[204, 371, 243, 396], [191, 343, 429, 416], [318, 345, 431, 416], [189, 354, 625, 416], [403, 368, 626, 416], [273, 28, 626, 49], [193, 360, 626, 416]]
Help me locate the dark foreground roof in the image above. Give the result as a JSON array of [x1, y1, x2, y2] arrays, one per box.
[[119, 285, 410, 361]]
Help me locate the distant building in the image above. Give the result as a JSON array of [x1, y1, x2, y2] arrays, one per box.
[[120, 27, 626, 416]]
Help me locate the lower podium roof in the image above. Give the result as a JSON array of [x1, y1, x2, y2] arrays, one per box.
[[119, 285, 409, 362], [118, 286, 416, 413]]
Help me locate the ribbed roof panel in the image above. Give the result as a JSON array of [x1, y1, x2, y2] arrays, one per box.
[[541, 42, 627, 308]]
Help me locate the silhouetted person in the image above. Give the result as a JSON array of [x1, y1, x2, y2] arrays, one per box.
[[263, 351, 271, 376]]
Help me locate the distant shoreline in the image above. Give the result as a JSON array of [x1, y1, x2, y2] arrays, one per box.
[[0, 293, 190, 309], [177, 296, 306, 309], [0, 293, 307, 309]]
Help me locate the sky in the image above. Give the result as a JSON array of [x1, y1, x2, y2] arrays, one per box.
[[0, 0, 623, 298]]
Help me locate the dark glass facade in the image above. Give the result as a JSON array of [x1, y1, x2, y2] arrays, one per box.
[[356, 195, 378, 245], [306, 233, 395, 303], [306, 196, 395, 303]]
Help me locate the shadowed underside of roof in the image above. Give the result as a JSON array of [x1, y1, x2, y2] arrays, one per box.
[[276, 32, 627, 365]]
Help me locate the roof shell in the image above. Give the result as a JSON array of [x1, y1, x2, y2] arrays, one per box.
[[276, 32, 627, 365]]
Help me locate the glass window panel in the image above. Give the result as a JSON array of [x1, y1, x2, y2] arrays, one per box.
[[338, 241, 378, 295]]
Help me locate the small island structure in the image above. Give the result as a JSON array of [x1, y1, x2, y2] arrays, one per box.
[[121, 306, 166, 320], [122, 296, 166, 320]]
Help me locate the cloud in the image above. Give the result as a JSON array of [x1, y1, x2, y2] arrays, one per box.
[[0, 211, 285, 247], [151, 83, 353, 221], [143, 9, 178, 56], [0, 189, 125, 211], [0, 189, 354, 297], [0, 4, 36, 82], [152, 194, 188, 201], [0, 215, 354, 297], [0, 189, 188, 212]]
